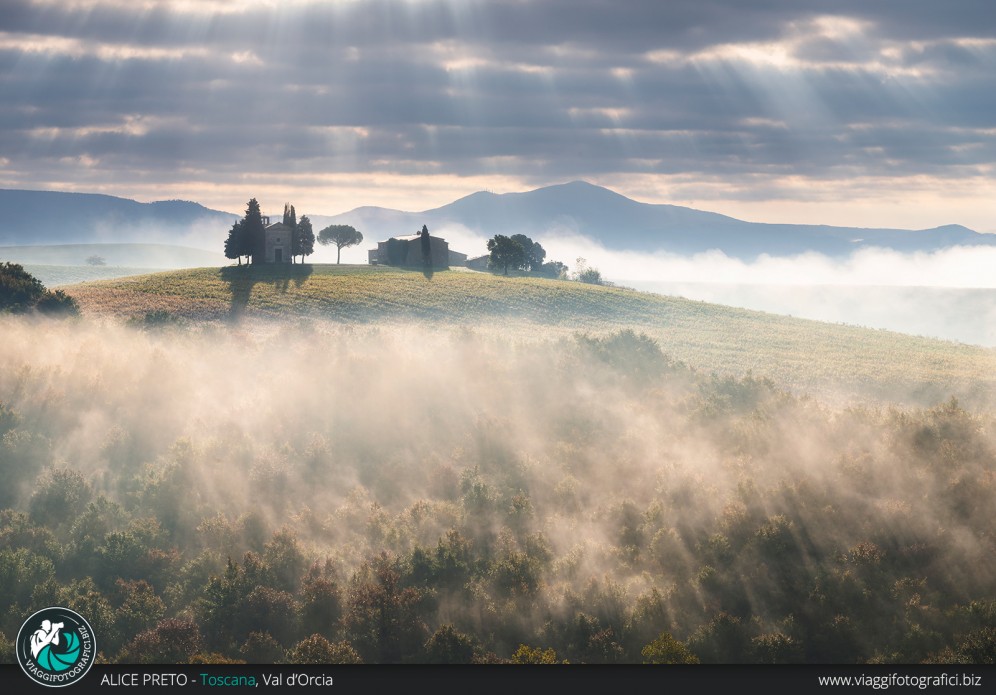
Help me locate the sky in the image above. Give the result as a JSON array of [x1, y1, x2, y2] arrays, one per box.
[[2, 0, 995, 230]]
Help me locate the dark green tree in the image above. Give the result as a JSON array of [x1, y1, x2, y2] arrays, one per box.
[[486, 235, 526, 275], [300, 569, 343, 639], [295, 215, 315, 263], [114, 579, 166, 645], [241, 586, 298, 646], [0, 262, 45, 312], [243, 199, 266, 264], [0, 262, 79, 315], [282, 204, 298, 263], [0, 547, 55, 607], [224, 220, 248, 265], [318, 225, 364, 264], [510, 234, 547, 271], [35, 289, 79, 316], [424, 624, 475, 664], [29, 468, 93, 527], [282, 203, 297, 229]]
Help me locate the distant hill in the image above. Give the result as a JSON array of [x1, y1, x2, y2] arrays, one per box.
[[318, 181, 995, 259], [0, 189, 237, 248], [0, 243, 225, 268], [21, 264, 175, 288]]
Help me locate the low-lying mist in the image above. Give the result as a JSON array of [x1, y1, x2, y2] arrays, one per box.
[[436, 226, 996, 346], [0, 317, 993, 664], [181, 220, 996, 346], [629, 282, 996, 348]]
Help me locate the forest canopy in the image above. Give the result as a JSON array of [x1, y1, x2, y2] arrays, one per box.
[[0, 319, 993, 665]]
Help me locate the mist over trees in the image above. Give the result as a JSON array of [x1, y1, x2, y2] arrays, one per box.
[[0, 318, 993, 664]]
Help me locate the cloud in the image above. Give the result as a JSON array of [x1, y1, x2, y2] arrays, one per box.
[[2, 1, 996, 221]]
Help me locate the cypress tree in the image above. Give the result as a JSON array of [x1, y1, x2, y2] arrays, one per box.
[[244, 198, 265, 264]]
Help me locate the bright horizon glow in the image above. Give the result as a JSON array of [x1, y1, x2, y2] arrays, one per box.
[[5, 174, 993, 234], [3, 2, 996, 232]]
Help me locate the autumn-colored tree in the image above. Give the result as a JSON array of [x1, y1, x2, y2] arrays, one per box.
[[343, 553, 430, 663], [286, 634, 362, 664], [641, 631, 700, 664]]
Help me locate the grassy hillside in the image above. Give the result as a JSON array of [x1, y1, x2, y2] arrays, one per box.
[[62, 264, 996, 403]]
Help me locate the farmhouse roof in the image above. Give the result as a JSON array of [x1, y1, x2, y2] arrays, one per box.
[[388, 233, 446, 242]]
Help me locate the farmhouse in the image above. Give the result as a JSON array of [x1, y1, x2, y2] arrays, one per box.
[[465, 254, 489, 271], [368, 227, 452, 269]]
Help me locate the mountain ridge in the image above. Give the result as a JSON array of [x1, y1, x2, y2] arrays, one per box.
[[2, 184, 991, 260], [0, 188, 238, 248], [320, 180, 991, 259]]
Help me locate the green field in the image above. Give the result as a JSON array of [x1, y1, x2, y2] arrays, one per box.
[[62, 264, 996, 404]]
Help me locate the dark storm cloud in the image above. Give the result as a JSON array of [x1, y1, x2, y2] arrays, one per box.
[[2, 0, 996, 201]]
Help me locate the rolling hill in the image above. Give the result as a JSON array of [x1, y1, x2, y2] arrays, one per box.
[[0, 189, 237, 247], [62, 264, 996, 405]]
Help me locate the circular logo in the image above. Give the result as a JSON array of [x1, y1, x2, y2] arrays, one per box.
[[16, 607, 96, 688]]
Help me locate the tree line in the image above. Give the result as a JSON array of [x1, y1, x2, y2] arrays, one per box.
[[486, 234, 565, 277], [486, 234, 603, 283], [224, 199, 364, 266]]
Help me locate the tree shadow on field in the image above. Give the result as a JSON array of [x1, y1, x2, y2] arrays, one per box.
[[220, 264, 313, 322]]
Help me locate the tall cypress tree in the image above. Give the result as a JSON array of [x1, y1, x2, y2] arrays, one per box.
[[244, 198, 265, 264], [284, 204, 300, 263]]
